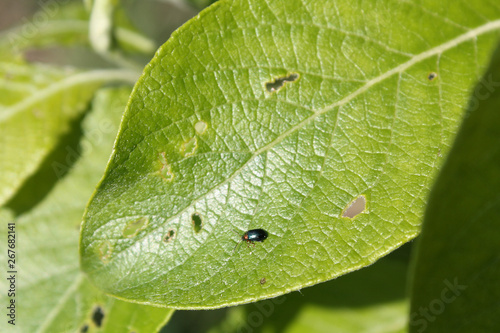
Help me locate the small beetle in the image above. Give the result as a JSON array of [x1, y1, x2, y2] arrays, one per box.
[[234, 228, 269, 251]]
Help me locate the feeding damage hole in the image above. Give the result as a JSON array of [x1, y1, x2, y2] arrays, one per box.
[[98, 241, 113, 264], [163, 229, 176, 243], [265, 73, 299, 93], [192, 213, 203, 233], [195, 120, 208, 134], [181, 137, 197, 157], [91, 306, 105, 327], [123, 217, 148, 238], [158, 152, 174, 181], [428, 72, 438, 81], [342, 195, 367, 218]]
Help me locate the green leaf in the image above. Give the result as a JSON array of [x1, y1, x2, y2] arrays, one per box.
[[208, 255, 409, 333], [80, 0, 500, 308], [408, 46, 500, 332], [0, 58, 138, 206], [0, 87, 173, 332]]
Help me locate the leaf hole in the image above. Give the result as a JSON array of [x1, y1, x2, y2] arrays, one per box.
[[342, 195, 366, 218], [98, 241, 113, 264], [123, 217, 148, 238], [158, 152, 174, 181], [428, 72, 438, 81], [266, 73, 299, 93], [194, 120, 208, 134], [192, 213, 203, 233], [91, 306, 105, 327], [181, 137, 197, 157], [163, 229, 176, 243]]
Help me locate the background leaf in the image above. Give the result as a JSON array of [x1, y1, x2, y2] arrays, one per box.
[[0, 1, 155, 57], [81, 0, 500, 308], [408, 44, 500, 332], [0, 87, 173, 333], [0, 2, 91, 56], [0, 56, 138, 206]]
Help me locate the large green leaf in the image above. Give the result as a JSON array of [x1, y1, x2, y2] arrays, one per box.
[[0, 87, 173, 332], [0, 58, 138, 206], [80, 0, 500, 308], [408, 45, 500, 332]]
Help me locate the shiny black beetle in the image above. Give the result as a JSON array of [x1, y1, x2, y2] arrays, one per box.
[[234, 229, 268, 251]]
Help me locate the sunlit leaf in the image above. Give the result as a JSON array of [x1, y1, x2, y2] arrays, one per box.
[[81, 0, 500, 308]]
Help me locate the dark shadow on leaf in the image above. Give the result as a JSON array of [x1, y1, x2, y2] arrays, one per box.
[[5, 110, 86, 216], [409, 41, 500, 332], [161, 307, 228, 333]]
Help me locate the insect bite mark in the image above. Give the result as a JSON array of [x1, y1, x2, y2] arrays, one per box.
[[428, 72, 438, 81], [98, 241, 113, 264], [163, 229, 176, 243], [194, 120, 208, 134], [91, 306, 105, 327], [341, 195, 367, 218], [266, 73, 299, 93], [123, 217, 148, 238], [181, 137, 197, 157], [158, 152, 174, 181], [192, 213, 203, 233]]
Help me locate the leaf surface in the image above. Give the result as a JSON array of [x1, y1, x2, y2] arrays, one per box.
[[81, 0, 500, 308]]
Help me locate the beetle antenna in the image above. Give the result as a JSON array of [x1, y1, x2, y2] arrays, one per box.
[[232, 229, 242, 252], [233, 239, 242, 252]]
